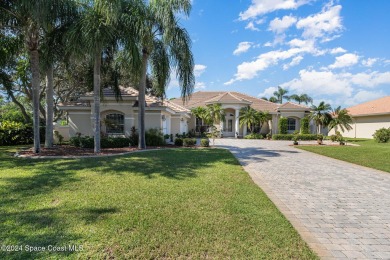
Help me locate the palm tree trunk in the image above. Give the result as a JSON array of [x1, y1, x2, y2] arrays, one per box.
[[45, 64, 54, 148], [138, 49, 148, 149], [93, 51, 101, 153], [29, 47, 41, 153]]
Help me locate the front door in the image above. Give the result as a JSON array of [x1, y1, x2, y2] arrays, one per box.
[[223, 113, 235, 137]]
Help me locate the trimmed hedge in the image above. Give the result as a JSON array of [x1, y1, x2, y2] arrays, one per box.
[[278, 117, 288, 134], [183, 138, 196, 147], [373, 127, 390, 143], [300, 117, 310, 134], [244, 133, 264, 139], [200, 138, 209, 147], [174, 137, 183, 146], [272, 134, 318, 140]]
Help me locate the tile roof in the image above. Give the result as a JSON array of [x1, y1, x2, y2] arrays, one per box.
[[347, 96, 390, 116], [84, 86, 139, 97], [277, 102, 310, 110], [171, 91, 279, 112]]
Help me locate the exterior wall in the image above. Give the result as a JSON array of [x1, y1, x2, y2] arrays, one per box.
[[329, 114, 390, 139], [171, 116, 181, 137], [53, 124, 70, 141], [68, 112, 93, 137]]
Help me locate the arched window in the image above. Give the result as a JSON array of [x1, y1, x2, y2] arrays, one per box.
[[287, 118, 296, 131], [105, 113, 124, 134]]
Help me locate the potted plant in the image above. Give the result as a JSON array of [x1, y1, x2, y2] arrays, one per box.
[[317, 134, 324, 145], [292, 136, 298, 145]]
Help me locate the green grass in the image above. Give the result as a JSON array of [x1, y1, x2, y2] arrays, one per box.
[[0, 146, 317, 259], [298, 139, 390, 173]]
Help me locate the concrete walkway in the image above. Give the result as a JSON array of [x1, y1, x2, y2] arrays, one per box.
[[215, 139, 390, 259]]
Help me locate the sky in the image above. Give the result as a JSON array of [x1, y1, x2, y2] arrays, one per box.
[[166, 0, 390, 107]]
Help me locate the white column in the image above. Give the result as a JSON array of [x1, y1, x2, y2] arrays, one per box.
[[235, 109, 240, 138]]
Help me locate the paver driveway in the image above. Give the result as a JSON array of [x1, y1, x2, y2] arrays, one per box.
[[215, 139, 390, 259]]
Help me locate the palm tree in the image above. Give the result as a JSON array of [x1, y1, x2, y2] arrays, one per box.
[[328, 106, 353, 133], [258, 111, 272, 130], [239, 106, 259, 133], [1, 0, 73, 153], [273, 86, 289, 104], [310, 101, 332, 134], [67, 0, 127, 153], [268, 96, 278, 103], [136, 0, 194, 149], [288, 94, 313, 105], [207, 103, 225, 125]]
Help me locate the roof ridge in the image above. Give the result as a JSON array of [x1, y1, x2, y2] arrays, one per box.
[[231, 91, 278, 105], [228, 92, 252, 103]]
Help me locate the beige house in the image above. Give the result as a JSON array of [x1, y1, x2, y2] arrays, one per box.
[[58, 87, 314, 139], [329, 96, 390, 138]]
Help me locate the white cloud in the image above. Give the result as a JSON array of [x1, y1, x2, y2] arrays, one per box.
[[344, 90, 384, 106], [296, 3, 343, 40], [268, 15, 297, 34], [329, 53, 359, 69], [330, 47, 347, 54], [263, 42, 272, 47], [194, 81, 206, 90], [362, 58, 377, 67], [258, 86, 278, 97], [233, 42, 253, 55], [245, 21, 260, 31], [194, 64, 207, 77], [280, 69, 390, 101], [239, 0, 312, 20], [283, 55, 304, 70]]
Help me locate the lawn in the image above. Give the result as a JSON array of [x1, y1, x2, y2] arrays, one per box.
[[0, 147, 316, 259], [298, 139, 390, 173]]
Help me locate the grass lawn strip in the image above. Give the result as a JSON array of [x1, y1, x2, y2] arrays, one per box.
[[0, 147, 317, 259]]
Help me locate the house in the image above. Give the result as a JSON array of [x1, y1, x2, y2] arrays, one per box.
[[329, 96, 390, 138], [57, 86, 314, 140]]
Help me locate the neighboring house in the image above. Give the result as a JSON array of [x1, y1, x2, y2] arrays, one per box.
[[329, 96, 390, 138], [58, 87, 314, 140]]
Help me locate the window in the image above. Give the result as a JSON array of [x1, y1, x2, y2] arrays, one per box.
[[287, 118, 296, 131], [105, 113, 124, 134]]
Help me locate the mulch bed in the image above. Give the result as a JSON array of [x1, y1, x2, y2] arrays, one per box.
[[17, 145, 181, 157]]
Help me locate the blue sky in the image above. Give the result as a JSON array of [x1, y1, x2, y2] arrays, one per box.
[[166, 0, 390, 107]]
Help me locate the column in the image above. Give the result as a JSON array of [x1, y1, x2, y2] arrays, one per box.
[[235, 108, 240, 138]]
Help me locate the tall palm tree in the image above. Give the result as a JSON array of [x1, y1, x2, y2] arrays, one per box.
[[1, 0, 73, 153], [239, 106, 259, 133], [273, 86, 289, 104], [67, 0, 128, 153], [310, 101, 332, 134], [258, 111, 272, 130], [136, 0, 194, 149], [288, 93, 313, 105], [328, 106, 353, 133]]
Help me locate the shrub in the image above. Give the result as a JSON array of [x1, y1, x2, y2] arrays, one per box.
[[300, 116, 310, 134], [54, 130, 64, 145], [373, 128, 390, 143], [129, 127, 138, 146], [329, 134, 337, 142], [175, 137, 183, 146], [174, 137, 183, 146], [317, 134, 324, 141], [278, 117, 288, 134], [200, 138, 209, 147], [266, 133, 272, 139], [0, 120, 36, 145], [183, 138, 196, 147], [145, 128, 165, 146], [272, 134, 318, 140], [244, 133, 263, 139]]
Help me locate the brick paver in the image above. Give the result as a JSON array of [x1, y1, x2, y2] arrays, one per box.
[[215, 139, 390, 259]]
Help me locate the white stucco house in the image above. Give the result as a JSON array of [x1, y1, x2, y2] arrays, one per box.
[[57, 86, 315, 140], [328, 96, 390, 138]]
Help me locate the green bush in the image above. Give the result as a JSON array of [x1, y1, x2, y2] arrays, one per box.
[[200, 138, 209, 147], [278, 117, 288, 134], [145, 128, 165, 146], [373, 128, 390, 143], [0, 120, 45, 145], [329, 134, 337, 142], [317, 134, 324, 141], [129, 127, 138, 147], [272, 134, 318, 140], [244, 133, 264, 139], [183, 138, 196, 147], [174, 137, 183, 146], [300, 117, 310, 134]]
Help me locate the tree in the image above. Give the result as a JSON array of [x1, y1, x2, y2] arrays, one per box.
[[67, 0, 126, 153], [328, 106, 353, 133], [273, 86, 289, 104], [239, 106, 259, 133], [288, 94, 313, 105], [310, 101, 332, 134], [207, 103, 225, 125], [258, 111, 271, 130], [136, 0, 194, 149]]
